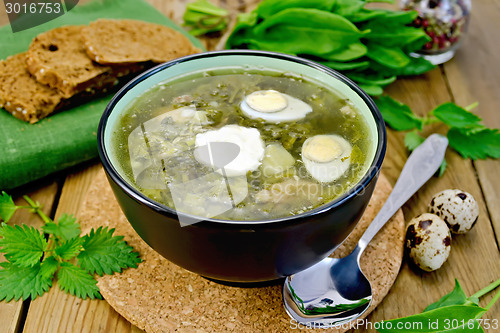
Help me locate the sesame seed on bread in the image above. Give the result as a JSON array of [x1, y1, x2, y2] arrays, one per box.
[[0, 53, 65, 123], [81, 19, 202, 65]]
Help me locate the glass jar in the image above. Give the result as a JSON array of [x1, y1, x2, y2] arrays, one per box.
[[400, 0, 471, 64]]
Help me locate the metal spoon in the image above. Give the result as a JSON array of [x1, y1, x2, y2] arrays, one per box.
[[283, 134, 448, 327]]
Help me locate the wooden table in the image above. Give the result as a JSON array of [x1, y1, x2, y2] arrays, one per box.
[[1, 0, 500, 332]]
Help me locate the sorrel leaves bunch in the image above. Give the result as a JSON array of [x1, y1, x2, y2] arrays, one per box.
[[224, 0, 435, 96], [376, 97, 500, 175], [183, 0, 229, 36], [0, 192, 141, 301], [376, 279, 500, 332]]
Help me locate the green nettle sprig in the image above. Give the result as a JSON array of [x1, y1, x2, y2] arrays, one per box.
[[0, 192, 141, 302], [376, 279, 500, 332], [376, 96, 500, 176]]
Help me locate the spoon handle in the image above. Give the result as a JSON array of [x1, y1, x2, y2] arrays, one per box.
[[357, 134, 448, 252]]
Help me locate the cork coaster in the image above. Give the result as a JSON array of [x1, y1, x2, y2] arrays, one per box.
[[79, 168, 405, 333]]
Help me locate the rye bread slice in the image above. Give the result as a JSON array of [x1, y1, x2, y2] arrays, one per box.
[[25, 25, 129, 98], [0, 53, 65, 123], [81, 19, 201, 65]]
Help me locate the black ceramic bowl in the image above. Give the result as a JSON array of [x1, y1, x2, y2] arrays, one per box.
[[98, 50, 386, 283]]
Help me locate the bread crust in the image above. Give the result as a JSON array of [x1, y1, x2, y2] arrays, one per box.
[[26, 25, 119, 98], [0, 53, 65, 123], [81, 19, 201, 65], [2, 20, 200, 123], [0, 53, 139, 123]]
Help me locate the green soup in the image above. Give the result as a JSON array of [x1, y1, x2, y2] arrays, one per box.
[[111, 68, 372, 221]]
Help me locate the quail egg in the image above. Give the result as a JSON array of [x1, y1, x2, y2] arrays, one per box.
[[240, 90, 312, 123], [301, 134, 352, 183], [406, 213, 452, 272], [153, 105, 209, 126], [428, 189, 479, 234], [194, 124, 265, 177]]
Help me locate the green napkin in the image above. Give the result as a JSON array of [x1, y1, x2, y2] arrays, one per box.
[[0, 0, 203, 190]]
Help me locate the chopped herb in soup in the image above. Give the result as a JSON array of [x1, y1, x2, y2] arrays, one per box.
[[111, 69, 372, 221]]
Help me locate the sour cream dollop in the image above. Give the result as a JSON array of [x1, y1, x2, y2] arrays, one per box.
[[194, 124, 265, 177]]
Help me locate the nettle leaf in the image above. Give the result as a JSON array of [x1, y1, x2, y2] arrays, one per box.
[[55, 237, 84, 260], [0, 192, 18, 222], [77, 227, 141, 276], [0, 223, 47, 267], [40, 256, 59, 280], [0, 261, 54, 302], [376, 305, 486, 333], [375, 96, 424, 131], [432, 103, 482, 128], [42, 213, 81, 242], [404, 131, 426, 151], [448, 127, 500, 160], [57, 262, 101, 300]]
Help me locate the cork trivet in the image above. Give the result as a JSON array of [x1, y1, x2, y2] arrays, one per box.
[[79, 168, 405, 333]]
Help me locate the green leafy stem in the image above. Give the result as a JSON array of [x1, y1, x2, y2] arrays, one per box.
[[0, 191, 141, 302], [377, 279, 500, 332], [183, 0, 230, 36], [375, 96, 500, 176]]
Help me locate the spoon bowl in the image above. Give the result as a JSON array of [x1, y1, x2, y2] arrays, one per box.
[[283, 134, 449, 327], [284, 245, 371, 327]]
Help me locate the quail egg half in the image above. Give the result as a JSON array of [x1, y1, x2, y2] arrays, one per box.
[[302, 134, 352, 183], [240, 90, 312, 123]]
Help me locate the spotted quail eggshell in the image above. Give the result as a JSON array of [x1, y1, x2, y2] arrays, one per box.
[[428, 189, 479, 234], [405, 213, 452, 272]]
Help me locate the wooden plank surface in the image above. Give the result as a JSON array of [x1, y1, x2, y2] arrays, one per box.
[[442, 0, 500, 245], [1, 0, 499, 332]]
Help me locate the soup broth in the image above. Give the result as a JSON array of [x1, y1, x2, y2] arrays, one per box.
[[111, 68, 372, 221]]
